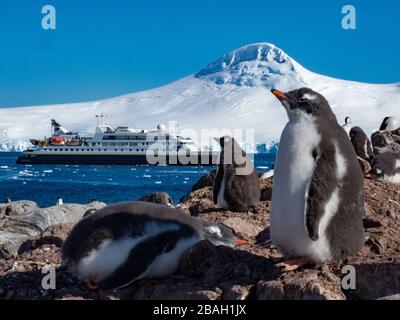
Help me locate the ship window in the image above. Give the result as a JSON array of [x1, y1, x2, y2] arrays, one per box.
[[115, 149, 118, 152], [54, 149, 58, 151], [129, 149, 132, 152], [121, 149, 124, 151]]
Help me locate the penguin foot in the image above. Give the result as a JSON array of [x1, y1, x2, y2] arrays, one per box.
[[274, 259, 313, 272], [86, 279, 99, 291]]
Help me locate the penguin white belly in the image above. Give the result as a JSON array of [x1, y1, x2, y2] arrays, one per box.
[[217, 165, 228, 208], [271, 118, 334, 262], [145, 235, 200, 278], [77, 236, 146, 282]]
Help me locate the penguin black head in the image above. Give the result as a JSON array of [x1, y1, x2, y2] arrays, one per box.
[[345, 117, 352, 125], [379, 116, 398, 131], [203, 222, 248, 248], [349, 126, 365, 139], [214, 136, 247, 165], [271, 87, 336, 122]]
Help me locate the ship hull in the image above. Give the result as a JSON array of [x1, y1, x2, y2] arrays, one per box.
[[16, 153, 218, 166]]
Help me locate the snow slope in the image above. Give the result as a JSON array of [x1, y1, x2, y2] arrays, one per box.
[[0, 43, 399, 151]]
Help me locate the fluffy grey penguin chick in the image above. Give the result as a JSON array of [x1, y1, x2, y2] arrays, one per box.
[[349, 126, 374, 162], [213, 136, 261, 212], [62, 201, 247, 290], [369, 152, 400, 184], [269, 88, 365, 271]]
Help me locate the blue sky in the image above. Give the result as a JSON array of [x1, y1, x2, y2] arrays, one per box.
[[0, 0, 398, 108]]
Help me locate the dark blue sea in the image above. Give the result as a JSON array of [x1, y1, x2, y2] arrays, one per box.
[[0, 152, 275, 208]]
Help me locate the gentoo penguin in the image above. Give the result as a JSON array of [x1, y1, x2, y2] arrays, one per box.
[[349, 126, 374, 162], [379, 117, 399, 131], [342, 117, 352, 137], [62, 201, 247, 290], [369, 152, 400, 184], [269, 88, 365, 271], [213, 136, 260, 212]]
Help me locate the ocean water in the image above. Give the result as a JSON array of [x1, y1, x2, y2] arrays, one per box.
[[0, 152, 275, 208]]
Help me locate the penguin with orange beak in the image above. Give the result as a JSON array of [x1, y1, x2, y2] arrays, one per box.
[[269, 88, 365, 271], [62, 201, 247, 290]]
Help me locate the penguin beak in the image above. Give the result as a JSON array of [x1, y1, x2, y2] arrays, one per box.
[[213, 137, 220, 144], [271, 89, 289, 100], [234, 239, 249, 246]]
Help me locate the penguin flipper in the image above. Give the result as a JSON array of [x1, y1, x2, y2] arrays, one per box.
[[305, 150, 337, 241], [213, 165, 224, 204], [98, 230, 181, 290]]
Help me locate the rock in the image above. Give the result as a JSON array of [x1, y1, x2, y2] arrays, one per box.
[[257, 270, 346, 300], [349, 260, 400, 300], [133, 279, 222, 300], [191, 170, 216, 192], [139, 192, 173, 206], [6, 202, 106, 236], [221, 283, 252, 300], [18, 223, 75, 253], [0, 201, 38, 218], [179, 171, 216, 203], [0, 202, 105, 258], [358, 158, 371, 176], [180, 240, 223, 277], [371, 131, 400, 154], [223, 217, 263, 238], [178, 187, 215, 214], [0, 231, 30, 258], [189, 198, 215, 216]]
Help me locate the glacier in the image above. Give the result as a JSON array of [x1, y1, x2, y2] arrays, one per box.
[[0, 42, 399, 152]]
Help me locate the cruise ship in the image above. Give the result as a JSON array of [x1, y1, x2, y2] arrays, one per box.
[[16, 118, 218, 166]]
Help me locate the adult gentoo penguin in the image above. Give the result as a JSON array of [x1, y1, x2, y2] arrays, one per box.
[[213, 136, 260, 212], [379, 117, 399, 131], [349, 126, 374, 162], [369, 152, 400, 184], [342, 117, 352, 137], [269, 88, 365, 270], [62, 201, 247, 290]]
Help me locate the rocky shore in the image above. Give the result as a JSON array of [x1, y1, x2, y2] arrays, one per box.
[[0, 174, 399, 300]]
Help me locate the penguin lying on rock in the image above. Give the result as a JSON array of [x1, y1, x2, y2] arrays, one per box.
[[369, 152, 400, 184], [62, 201, 247, 290], [379, 117, 399, 131], [269, 88, 365, 271], [213, 136, 260, 212]]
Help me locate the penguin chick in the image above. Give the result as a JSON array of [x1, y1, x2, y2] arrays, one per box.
[[213, 136, 260, 212], [369, 152, 400, 184], [269, 88, 365, 271], [62, 201, 246, 290], [349, 126, 374, 162], [379, 117, 399, 131]]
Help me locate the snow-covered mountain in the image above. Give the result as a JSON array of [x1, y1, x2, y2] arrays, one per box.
[[0, 43, 399, 151]]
